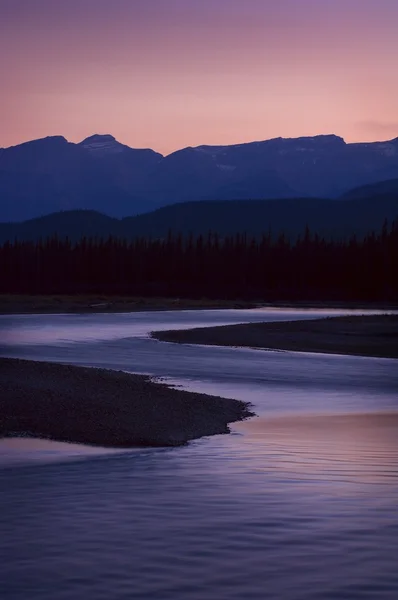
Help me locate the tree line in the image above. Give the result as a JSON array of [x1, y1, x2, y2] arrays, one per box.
[[1, 222, 397, 301]]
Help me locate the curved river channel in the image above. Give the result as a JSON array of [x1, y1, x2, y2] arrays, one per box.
[[1, 308, 398, 600]]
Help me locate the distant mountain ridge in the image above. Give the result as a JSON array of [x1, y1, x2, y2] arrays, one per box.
[[1, 133, 398, 221], [342, 178, 398, 199], [1, 192, 397, 245]]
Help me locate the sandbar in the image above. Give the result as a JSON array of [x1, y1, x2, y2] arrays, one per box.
[[0, 358, 253, 447], [152, 314, 398, 359]]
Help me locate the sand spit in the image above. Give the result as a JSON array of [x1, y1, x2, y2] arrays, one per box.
[[0, 358, 253, 447], [152, 314, 398, 359]]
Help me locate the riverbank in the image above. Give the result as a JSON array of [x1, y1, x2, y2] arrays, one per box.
[[0, 358, 253, 447], [152, 314, 398, 359], [0, 295, 257, 314], [1, 294, 396, 315]]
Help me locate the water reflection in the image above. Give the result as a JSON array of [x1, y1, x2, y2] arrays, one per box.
[[1, 309, 398, 599], [2, 411, 398, 600], [1, 311, 397, 420], [235, 412, 398, 487], [0, 307, 389, 346], [0, 437, 134, 468]]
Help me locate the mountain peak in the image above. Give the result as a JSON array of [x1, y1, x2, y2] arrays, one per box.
[[278, 134, 346, 147], [14, 135, 69, 149], [79, 134, 127, 155], [302, 134, 344, 142], [82, 134, 116, 143]]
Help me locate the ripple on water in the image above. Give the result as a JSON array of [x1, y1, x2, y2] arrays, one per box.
[[1, 309, 398, 599], [1, 411, 398, 600]]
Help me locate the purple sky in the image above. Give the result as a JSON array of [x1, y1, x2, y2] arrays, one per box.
[[1, 0, 398, 154]]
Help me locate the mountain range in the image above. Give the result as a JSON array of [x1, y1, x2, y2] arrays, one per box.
[[1, 190, 397, 245], [1, 133, 398, 221]]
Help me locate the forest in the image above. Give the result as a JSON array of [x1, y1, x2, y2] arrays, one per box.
[[1, 221, 397, 301]]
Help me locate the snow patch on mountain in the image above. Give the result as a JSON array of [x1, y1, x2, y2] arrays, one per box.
[[79, 134, 126, 156], [217, 164, 236, 171], [374, 143, 397, 157]]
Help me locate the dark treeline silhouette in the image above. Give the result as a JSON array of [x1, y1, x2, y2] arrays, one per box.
[[1, 221, 397, 301]]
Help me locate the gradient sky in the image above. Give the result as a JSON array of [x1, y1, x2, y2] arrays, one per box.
[[1, 0, 398, 154]]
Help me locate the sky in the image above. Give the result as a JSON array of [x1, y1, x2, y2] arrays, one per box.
[[1, 0, 398, 155]]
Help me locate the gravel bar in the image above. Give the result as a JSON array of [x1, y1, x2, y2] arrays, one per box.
[[0, 358, 253, 447], [152, 315, 398, 359]]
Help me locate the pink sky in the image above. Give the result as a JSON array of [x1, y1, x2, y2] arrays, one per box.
[[1, 0, 397, 155]]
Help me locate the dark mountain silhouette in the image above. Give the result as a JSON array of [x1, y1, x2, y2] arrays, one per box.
[[341, 178, 398, 199], [1, 133, 398, 221], [0, 135, 162, 221], [1, 193, 397, 245]]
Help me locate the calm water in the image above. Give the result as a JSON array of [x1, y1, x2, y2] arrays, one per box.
[[1, 309, 398, 599]]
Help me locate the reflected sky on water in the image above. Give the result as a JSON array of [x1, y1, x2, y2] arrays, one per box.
[[1, 308, 398, 599]]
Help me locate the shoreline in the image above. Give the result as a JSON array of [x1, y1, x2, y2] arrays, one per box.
[[152, 314, 398, 360], [0, 294, 397, 315], [0, 295, 257, 315], [0, 358, 253, 448]]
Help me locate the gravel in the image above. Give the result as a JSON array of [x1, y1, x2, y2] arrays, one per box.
[[0, 358, 253, 447]]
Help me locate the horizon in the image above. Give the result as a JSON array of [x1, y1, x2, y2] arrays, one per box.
[[2, 130, 398, 157], [1, 0, 398, 154]]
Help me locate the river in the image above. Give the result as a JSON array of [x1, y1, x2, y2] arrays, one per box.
[[1, 308, 398, 599]]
